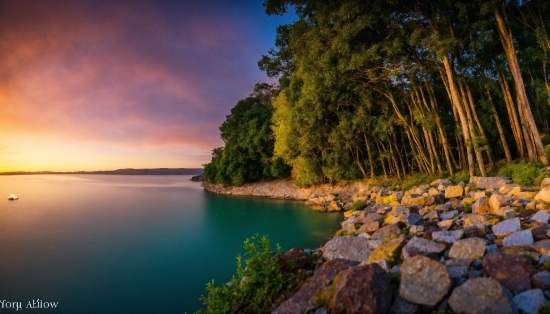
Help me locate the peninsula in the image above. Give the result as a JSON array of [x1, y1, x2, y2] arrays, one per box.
[[0, 168, 203, 176]]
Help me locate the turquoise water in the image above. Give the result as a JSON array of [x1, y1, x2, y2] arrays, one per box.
[[0, 175, 341, 313]]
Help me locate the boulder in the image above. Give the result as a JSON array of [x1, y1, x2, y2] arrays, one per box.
[[488, 193, 512, 213], [532, 270, 550, 290], [329, 264, 392, 314], [492, 217, 521, 238], [389, 294, 419, 314], [472, 197, 491, 215], [370, 223, 403, 241], [439, 210, 458, 220], [541, 177, 550, 189], [272, 259, 359, 314], [399, 255, 451, 306], [503, 229, 534, 247], [449, 238, 486, 260], [512, 289, 548, 314], [534, 187, 550, 203], [530, 211, 550, 224], [322, 236, 381, 262], [277, 248, 309, 274], [445, 185, 464, 199], [472, 176, 509, 189], [357, 221, 379, 234], [431, 230, 464, 245], [327, 200, 342, 212], [462, 214, 488, 227], [448, 278, 512, 314], [482, 252, 535, 293], [406, 213, 424, 226], [430, 179, 453, 188], [361, 213, 383, 224], [533, 239, 550, 254], [366, 237, 406, 265]]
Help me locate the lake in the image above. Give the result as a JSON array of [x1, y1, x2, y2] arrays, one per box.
[[0, 175, 342, 313]]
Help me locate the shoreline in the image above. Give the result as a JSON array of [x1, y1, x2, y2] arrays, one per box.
[[204, 176, 550, 313]]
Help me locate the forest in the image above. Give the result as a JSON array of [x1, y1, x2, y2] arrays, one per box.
[[204, 0, 550, 187]]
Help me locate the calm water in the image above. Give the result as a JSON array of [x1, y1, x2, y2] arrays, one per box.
[[0, 175, 341, 313]]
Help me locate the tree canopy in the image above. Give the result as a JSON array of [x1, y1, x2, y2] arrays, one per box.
[[202, 83, 291, 186], [257, 0, 550, 186]]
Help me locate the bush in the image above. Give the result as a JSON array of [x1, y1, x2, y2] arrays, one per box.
[[497, 160, 543, 187], [401, 172, 438, 191], [348, 200, 367, 212], [197, 235, 295, 314]]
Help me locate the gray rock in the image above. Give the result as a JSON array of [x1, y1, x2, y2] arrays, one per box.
[[406, 213, 424, 226], [448, 278, 512, 314], [492, 217, 521, 238], [362, 213, 383, 224], [432, 229, 464, 245], [447, 266, 468, 279], [474, 176, 510, 189], [485, 244, 499, 253], [435, 203, 452, 211], [530, 211, 550, 224], [322, 236, 381, 262], [402, 236, 446, 260], [389, 294, 419, 314], [440, 210, 458, 220], [488, 193, 512, 213], [400, 255, 451, 306], [503, 229, 534, 247], [449, 238, 486, 260], [463, 214, 488, 227], [370, 223, 403, 241], [532, 271, 550, 290], [423, 210, 439, 221], [512, 289, 548, 314]]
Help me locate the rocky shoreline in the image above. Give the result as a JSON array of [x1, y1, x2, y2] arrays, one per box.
[[206, 176, 550, 313]]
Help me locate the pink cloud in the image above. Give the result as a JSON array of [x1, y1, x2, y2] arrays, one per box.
[[0, 0, 267, 157]]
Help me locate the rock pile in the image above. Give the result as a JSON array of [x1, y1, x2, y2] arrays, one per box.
[[273, 177, 550, 314]]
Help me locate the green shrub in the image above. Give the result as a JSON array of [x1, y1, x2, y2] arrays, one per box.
[[197, 235, 295, 313], [348, 200, 367, 212], [449, 170, 470, 185], [401, 172, 438, 191], [497, 160, 543, 187]]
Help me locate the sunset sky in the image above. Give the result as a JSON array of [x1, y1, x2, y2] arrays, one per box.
[[0, 0, 294, 172]]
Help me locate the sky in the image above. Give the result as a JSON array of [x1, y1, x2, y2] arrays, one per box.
[[0, 0, 295, 172]]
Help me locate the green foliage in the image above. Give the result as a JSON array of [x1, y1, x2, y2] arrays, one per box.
[[203, 84, 292, 186], [197, 235, 295, 314], [497, 160, 544, 187], [449, 170, 470, 185], [401, 173, 438, 192], [348, 200, 367, 212]]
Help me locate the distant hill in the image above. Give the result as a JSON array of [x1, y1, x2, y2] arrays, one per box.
[[0, 168, 203, 176]]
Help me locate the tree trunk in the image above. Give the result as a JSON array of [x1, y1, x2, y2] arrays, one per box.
[[497, 70, 525, 158], [426, 83, 455, 174], [458, 80, 487, 177], [441, 56, 476, 176], [363, 132, 375, 179], [464, 81, 495, 168], [494, 1, 549, 165], [486, 87, 513, 162]]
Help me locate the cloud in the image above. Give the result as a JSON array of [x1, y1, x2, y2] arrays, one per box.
[[0, 0, 269, 154]]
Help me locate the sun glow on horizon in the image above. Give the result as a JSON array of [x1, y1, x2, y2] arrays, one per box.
[[0, 132, 208, 172]]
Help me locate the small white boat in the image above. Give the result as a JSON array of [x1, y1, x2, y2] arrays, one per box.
[[7, 193, 18, 200]]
